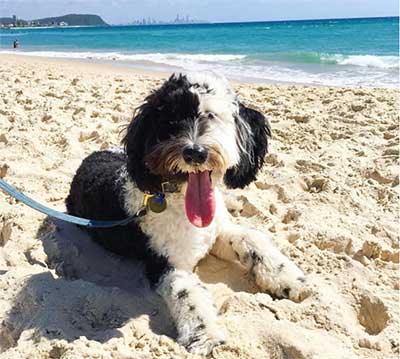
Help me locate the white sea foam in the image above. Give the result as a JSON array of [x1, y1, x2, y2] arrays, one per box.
[[1, 50, 398, 88], [0, 50, 246, 63], [323, 54, 399, 69], [337, 55, 399, 69]]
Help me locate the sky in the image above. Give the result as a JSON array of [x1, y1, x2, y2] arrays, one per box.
[[2, 0, 399, 24]]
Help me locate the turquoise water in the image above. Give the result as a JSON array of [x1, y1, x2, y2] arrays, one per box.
[[1, 17, 399, 87]]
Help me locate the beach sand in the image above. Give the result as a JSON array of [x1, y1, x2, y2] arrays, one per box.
[[0, 54, 398, 359]]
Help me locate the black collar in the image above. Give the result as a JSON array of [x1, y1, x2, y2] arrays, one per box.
[[161, 181, 180, 193]]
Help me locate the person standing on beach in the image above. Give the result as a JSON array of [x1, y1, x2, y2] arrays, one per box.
[[13, 39, 19, 49]]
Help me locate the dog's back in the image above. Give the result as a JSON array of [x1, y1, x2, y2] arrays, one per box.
[[66, 150, 152, 259], [66, 150, 127, 221]]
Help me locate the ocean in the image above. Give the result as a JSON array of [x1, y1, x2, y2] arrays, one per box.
[[1, 17, 399, 87]]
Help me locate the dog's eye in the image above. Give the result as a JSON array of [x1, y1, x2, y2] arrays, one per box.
[[207, 112, 215, 120]]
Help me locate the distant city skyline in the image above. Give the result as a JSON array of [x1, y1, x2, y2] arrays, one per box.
[[129, 14, 208, 26], [3, 0, 399, 25]]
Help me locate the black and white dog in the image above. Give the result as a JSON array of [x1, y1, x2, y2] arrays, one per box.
[[66, 72, 307, 355]]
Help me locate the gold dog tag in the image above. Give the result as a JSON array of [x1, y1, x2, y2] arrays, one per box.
[[148, 194, 167, 213]]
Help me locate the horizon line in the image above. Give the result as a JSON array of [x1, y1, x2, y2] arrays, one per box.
[[2, 13, 398, 26], [112, 15, 399, 26]]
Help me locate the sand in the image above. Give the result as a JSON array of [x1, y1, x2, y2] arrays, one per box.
[[0, 54, 399, 359]]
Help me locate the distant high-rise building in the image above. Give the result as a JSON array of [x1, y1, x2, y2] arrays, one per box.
[[131, 14, 204, 26], [12, 15, 17, 25]]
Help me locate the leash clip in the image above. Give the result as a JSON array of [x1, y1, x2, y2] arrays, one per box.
[[136, 192, 153, 216], [138, 192, 167, 215]]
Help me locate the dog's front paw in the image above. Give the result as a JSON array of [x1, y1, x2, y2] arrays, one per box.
[[227, 229, 312, 303], [254, 259, 311, 302], [179, 327, 226, 355]]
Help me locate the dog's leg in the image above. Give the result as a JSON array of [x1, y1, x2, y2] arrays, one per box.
[[156, 269, 226, 355], [213, 225, 308, 302]]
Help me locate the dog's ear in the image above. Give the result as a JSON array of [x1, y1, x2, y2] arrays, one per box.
[[122, 104, 163, 193], [224, 103, 271, 189]]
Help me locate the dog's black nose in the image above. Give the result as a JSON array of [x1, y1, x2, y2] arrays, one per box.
[[183, 144, 208, 165]]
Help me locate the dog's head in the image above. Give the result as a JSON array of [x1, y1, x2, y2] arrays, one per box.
[[122, 72, 270, 227]]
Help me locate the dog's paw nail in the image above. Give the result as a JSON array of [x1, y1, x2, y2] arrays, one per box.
[[183, 331, 226, 355], [282, 287, 290, 299], [297, 276, 306, 283], [284, 280, 315, 302]]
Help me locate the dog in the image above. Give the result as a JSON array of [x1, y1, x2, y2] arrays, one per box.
[[66, 72, 307, 355]]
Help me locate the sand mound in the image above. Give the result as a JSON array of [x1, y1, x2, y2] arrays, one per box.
[[0, 55, 399, 359]]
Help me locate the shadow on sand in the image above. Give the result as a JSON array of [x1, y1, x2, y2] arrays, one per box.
[[1, 217, 257, 350]]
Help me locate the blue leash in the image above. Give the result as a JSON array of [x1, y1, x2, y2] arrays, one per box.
[[0, 179, 145, 228]]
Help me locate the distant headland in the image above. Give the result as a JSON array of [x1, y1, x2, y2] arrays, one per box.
[[0, 14, 109, 28]]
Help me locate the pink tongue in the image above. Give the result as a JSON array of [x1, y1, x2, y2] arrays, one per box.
[[185, 171, 216, 228]]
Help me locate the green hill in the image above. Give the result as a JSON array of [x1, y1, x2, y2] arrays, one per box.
[[34, 14, 108, 26], [0, 14, 108, 26]]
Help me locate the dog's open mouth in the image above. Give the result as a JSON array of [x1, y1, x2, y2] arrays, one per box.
[[185, 170, 215, 228]]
